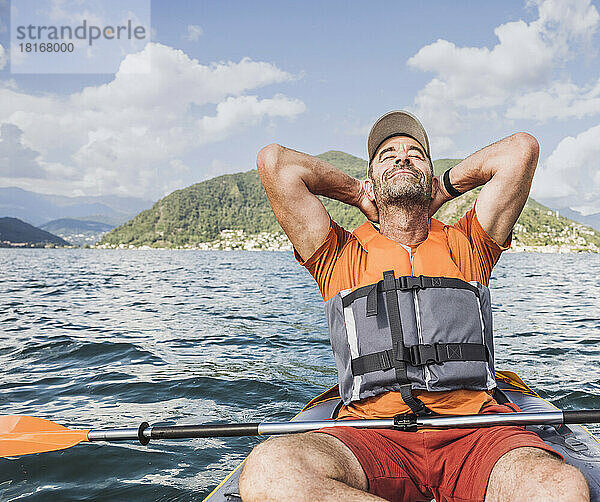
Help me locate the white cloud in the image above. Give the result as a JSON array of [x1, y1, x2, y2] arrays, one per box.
[[0, 123, 45, 178], [409, 21, 555, 106], [186, 24, 203, 41], [506, 79, 600, 121], [532, 123, 600, 211], [197, 94, 305, 144], [407, 0, 600, 154], [0, 42, 305, 197], [533, 0, 599, 48]]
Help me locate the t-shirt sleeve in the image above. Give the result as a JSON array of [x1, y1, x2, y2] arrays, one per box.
[[294, 219, 352, 299], [453, 204, 512, 284]]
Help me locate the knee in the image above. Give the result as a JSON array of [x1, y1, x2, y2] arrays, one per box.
[[531, 457, 589, 501], [238, 437, 297, 501], [489, 448, 590, 502], [554, 463, 590, 502]]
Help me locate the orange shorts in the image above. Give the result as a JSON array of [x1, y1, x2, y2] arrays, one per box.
[[316, 403, 562, 502]]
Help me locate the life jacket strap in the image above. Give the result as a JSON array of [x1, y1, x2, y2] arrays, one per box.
[[351, 342, 489, 375], [409, 342, 489, 366], [383, 270, 432, 416], [400, 384, 432, 416], [342, 275, 480, 311]]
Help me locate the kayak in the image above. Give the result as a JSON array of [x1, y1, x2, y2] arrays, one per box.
[[204, 370, 600, 501]]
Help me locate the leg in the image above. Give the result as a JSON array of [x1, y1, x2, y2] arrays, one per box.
[[238, 432, 386, 502], [485, 447, 589, 502]]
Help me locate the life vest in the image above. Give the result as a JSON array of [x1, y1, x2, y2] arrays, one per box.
[[324, 220, 497, 413]]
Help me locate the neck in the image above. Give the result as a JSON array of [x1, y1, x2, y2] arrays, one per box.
[[378, 203, 430, 245]]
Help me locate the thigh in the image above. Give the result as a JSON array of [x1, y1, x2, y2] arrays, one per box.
[[241, 431, 368, 491], [429, 424, 561, 502], [486, 447, 588, 502]]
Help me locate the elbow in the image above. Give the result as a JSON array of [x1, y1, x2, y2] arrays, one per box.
[[512, 132, 539, 173], [257, 143, 283, 174]]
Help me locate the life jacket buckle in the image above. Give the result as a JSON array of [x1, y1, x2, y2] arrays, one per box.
[[399, 275, 424, 290], [409, 343, 442, 366]]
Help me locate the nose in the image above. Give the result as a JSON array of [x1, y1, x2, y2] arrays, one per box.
[[394, 151, 410, 166]]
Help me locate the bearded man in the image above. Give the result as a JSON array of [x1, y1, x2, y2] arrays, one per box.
[[238, 111, 589, 502]]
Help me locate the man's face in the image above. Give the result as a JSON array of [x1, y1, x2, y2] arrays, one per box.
[[367, 135, 433, 210]]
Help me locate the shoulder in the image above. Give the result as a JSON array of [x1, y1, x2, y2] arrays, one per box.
[[446, 205, 511, 284], [294, 219, 363, 301], [294, 219, 354, 268], [452, 205, 511, 251]]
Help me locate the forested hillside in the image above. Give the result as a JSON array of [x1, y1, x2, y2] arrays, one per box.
[[99, 152, 600, 252]]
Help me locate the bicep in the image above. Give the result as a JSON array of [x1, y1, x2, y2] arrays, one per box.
[[475, 137, 538, 245], [259, 159, 331, 262]]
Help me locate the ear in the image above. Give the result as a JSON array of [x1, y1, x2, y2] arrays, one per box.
[[364, 177, 376, 202], [431, 175, 440, 200]]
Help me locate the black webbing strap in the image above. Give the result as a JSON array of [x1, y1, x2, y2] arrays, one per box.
[[400, 385, 429, 416], [410, 342, 488, 366], [341, 275, 479, 309], [342, 281, 383, 308], [352, 349, 394, 375], [397, 276, 479, 297], [382, 270, 430, 415], [366, 284, 378, 317], [351, 342, 489, 375]]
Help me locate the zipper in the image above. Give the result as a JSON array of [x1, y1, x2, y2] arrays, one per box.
[[400, 243, 432, 391]]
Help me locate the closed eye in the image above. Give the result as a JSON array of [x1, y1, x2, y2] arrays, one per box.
[[407, 147, 425, 159]]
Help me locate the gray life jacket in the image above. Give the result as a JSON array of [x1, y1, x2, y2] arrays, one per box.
[[324, 270, 496, 414]]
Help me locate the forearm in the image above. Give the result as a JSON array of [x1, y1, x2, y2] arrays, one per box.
[[446, 133, 539, 195], [443, 132, 539, 245], [257, 144, 362, 206]]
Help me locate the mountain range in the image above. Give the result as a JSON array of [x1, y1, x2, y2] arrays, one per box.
[[3, 151, 598, 251], [39, 219, 115, 247], [0, 187, 153, 227]]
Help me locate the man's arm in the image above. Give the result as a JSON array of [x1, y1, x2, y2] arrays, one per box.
[[256, 144, 377, 261], [434, 133, 539, 245]]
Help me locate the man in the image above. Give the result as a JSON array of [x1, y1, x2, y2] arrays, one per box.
[[239, 111, 589, 501]]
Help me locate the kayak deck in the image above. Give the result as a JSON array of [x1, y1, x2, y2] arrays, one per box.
[[204, 370, 600, 501]]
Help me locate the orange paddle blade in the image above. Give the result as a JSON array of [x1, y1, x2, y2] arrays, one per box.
[[0, 415, 90, 457]]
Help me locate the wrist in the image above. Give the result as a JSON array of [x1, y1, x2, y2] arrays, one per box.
[[352, 178, 366, 205], [443, 168, 464, 198]]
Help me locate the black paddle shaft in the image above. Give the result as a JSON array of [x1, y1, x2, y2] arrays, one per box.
[[150, 423, 261, 439], [563, 410, 600, 424]]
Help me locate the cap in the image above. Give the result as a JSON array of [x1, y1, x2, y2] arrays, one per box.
[[367, 110, 431, 167]]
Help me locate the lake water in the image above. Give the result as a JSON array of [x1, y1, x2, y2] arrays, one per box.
[[1, 249, 599, 501]]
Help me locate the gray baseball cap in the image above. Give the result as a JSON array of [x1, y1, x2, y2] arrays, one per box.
[[367, 110, 431, 166]]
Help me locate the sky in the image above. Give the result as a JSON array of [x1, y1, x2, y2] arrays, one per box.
[[0, 0, 599, 215]]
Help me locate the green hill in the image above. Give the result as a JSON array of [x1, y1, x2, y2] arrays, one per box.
[[0, 217, 70, 247], [99, 152, 600, 252]]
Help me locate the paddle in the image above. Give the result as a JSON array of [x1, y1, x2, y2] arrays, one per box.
[[2, 410, 600, 458]]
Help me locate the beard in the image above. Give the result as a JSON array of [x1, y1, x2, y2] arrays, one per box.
[[372, 167, 432, 209]]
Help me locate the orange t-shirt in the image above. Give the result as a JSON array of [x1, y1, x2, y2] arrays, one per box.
[[295, 205, 511, 418]]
